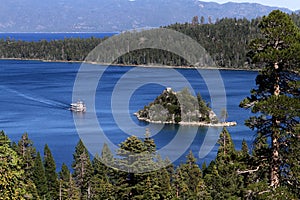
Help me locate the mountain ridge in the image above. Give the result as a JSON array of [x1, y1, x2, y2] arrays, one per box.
[[0, 0, 293, 32]]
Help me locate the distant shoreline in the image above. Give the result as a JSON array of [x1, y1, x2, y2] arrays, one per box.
[[0, 58, 259, 71], [0, 31, 119, 33]]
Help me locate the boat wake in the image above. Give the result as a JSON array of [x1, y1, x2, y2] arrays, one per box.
[[0, 86, 69, 110]]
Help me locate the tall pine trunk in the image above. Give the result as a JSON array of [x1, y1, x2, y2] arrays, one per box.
[[270, 129, 280, 187], [270, 62, 280, 188]]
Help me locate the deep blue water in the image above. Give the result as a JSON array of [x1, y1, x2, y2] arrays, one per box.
[[0, 59, 257, 170], [0, 32, 118, 42]]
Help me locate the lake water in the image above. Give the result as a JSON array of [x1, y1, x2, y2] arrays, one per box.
[[0, 59, 258, 170], [0, 32, 118, 42]]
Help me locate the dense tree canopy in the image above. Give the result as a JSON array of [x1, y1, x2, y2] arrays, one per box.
[[0, 131, 28, 199], [44, 144, 59, 199]]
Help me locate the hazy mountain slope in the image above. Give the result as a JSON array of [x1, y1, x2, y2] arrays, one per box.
[[0, 0, 292, 32]]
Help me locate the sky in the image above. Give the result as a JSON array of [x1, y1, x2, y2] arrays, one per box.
[[200, 0, 300, 11]]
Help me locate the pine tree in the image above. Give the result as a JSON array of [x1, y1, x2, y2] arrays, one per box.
[[16, 133, 39, 199], [59, 163, 70, 200], [181, 151, 203, 194], [90, 154, 115, 199], [241, 132, 270, 195], [203, 162, 223, 199], [117, 135, 157, 173], [59, 163, 80, 200], [44, 144, 59, 199], [72, 139, 93, 200], [25, 179, 40, 200], [241, 139, 249, 158], [17, 133, 36, 176], [118, 135, 147, 155], [155, 162, 173, 199], [0, 131, 28, 199], [143, 128, 156, 154], [142, 176, 160, 200], [33, 152, 48, 199], [241, 10, 300, 188], [216, 128, 236, 162], [195, 179, 212, 200], [115, 135, 151, 199], [114, 132, 170, 199], [179, 151, 212, 199], [205, 129, 248, 199], [284, 124, 300, 197], [201, 161, 206, 170], [101, 143, 114, 169], [89, 175, 115, 199], [172, 167, 189, 199]]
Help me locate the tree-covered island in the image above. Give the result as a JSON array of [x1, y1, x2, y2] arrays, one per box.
[[135, 87, 237, 126]]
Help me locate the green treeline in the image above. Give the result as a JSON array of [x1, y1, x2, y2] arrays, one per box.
[[0, 124, 298, 199], [0, 37, 104, 61], [0, 12, 299, 68]]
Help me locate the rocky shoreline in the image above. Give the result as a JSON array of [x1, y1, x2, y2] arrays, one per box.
[[134, 113, 237, 127]]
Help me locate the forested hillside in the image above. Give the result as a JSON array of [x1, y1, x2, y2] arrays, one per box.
[[0, 12, 300, 69]]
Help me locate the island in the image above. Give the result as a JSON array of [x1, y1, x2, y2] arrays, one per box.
[[134, 87, 237, 127]]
